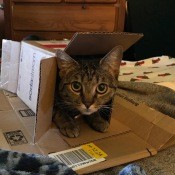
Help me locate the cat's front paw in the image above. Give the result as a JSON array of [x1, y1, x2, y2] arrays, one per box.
[[59, 122, 80, 138], [92, 119, 109, 133], [86, 115, 110, 133]]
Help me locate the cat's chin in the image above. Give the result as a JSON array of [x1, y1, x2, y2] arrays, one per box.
[[82, 111, 94, 115], [80, 109, 97, 115]]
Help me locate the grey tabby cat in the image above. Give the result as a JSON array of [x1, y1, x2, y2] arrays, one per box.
[[53, 46, 123, 138]]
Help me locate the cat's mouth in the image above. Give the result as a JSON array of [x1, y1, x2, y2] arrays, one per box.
[[82, 109, 94, 115], [78, 104, 97, 115]]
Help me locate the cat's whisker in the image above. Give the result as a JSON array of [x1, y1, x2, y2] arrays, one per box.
[[56, 102, 76, 112], [101, 106, 112, 110], [103, 105, 115, 110], [99, 105, 112, 110]]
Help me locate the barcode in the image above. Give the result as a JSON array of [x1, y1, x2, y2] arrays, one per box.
[[49, 147, 105, 170]]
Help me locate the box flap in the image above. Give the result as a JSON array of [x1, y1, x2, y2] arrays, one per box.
[[59, 118, 130, 147], [65, 32, 143, 56], [0, 91, 13, 111], [34, 57, 57, 142], [113, 95, 175, 150]]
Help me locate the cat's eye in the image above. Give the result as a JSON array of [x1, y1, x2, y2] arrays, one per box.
[[71, 81, 82, 92], [96, 83, 108, 94]]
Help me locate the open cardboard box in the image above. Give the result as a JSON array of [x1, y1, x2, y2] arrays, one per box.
[[0, 32, 175, 174]]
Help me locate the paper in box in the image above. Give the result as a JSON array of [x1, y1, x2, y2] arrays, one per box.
[[0, 32, 175, 174]]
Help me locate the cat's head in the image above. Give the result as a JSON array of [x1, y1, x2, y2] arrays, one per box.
[[56, 46, 123, 115]]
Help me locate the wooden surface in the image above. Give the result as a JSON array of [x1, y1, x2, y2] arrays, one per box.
[[12, 0, 116, 3], [65, 0, 117, 3], [4, 0, 126, 41], [13, 5, 116, 31], [13, 31, 74, 41]]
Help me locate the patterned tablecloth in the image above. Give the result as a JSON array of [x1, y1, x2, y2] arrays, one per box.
[[119, 56, 175, 90]]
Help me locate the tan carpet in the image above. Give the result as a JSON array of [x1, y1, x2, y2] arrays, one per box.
[[89, 145, 175, 175]]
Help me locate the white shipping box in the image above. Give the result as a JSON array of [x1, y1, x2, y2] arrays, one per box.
[[0, 40, 21, 93], [17, 42, 55, 113]]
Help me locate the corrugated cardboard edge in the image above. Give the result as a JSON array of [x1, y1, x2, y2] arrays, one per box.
[[64, 32, 143, 55], [34, 57, 57, 143]]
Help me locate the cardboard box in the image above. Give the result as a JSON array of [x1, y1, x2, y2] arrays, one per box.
[[0, 32, 175, 174], [0, 40, 21, 93]]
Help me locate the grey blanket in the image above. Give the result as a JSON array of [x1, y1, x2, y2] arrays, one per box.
[[0, 149, 77, 175], [117, 81, 175, 119]]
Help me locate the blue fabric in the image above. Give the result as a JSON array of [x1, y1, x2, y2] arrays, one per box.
[[119, 164, 147, 175], [0, 149, 77, 175]]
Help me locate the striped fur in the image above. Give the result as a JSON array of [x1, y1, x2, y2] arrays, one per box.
[[53, 46, 123, 138]]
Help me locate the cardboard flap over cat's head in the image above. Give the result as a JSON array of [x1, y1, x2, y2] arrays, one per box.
[[56, 45, 123, 79]]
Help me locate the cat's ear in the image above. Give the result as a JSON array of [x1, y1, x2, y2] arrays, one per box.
[[100, 45, 123, 79], [56, 49, 79, 78]]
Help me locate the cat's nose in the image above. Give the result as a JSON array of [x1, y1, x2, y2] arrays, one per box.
[[84, 102, 92, 109]]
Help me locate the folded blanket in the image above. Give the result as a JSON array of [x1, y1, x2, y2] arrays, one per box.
[[117, 81, 175, 119], [0, 149, 77, 175]]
